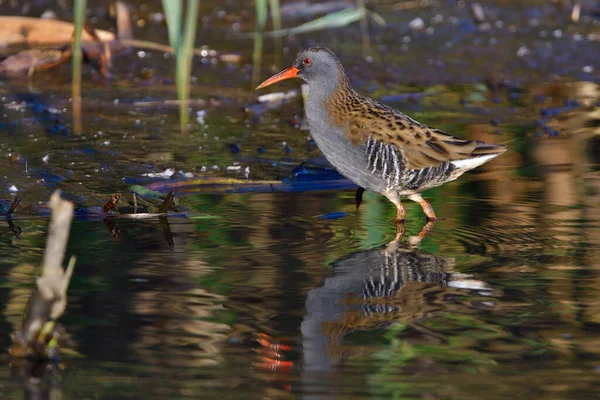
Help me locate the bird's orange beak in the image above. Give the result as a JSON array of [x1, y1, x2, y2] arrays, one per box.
[[255, 66, 299, 90]]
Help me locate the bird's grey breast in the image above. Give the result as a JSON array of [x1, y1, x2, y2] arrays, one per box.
[[306, 96, 388, 192]]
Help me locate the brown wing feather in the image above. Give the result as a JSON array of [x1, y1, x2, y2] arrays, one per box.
[[327, 87, 506, 170]]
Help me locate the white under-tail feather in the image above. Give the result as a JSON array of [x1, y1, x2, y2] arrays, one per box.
[[451, 154, 500, 170]]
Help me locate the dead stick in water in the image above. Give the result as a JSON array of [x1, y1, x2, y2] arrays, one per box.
[[37, 190, 76, 320], [12, 191, 76, 359]]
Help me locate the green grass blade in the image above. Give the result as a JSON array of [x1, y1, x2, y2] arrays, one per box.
[[268, 0, 281, 31], [252, 33, 264, 87], [247, 7, 386, 38], [356, 0, 370, 51], [369, 10, 386, 26], [275, 8, 363, 37], [181, 0, 200, 76], [268, 0, 282, 65], [161, 0, 183, 50], [255, 0, 268, 33], [177, 0, 200, 133], [252, 0, 268, 87], [72, 0, 86, 136]]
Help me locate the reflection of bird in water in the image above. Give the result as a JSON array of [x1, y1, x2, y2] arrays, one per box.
[[335, 238, 449, 316], [300, 221, 491, 374]]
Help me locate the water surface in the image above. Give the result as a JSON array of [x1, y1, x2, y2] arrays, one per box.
[[0, 1, 599, 399]]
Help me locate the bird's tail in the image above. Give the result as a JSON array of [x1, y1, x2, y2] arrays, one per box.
[[451, 142, 507, 170], [471, 142, 508, 157]]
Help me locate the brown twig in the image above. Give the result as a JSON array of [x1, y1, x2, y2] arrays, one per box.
[[118, 38, 241, 62], [158, 191, 175, 214], [390, 0, 431, 11], [6, 196, 21, 215], [83, 23, 112, 77]]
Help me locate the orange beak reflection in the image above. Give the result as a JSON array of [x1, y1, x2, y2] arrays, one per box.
[[255, 66, 300, 90]]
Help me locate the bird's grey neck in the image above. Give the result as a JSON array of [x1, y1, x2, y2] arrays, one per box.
[[306, 70, 349, 105]]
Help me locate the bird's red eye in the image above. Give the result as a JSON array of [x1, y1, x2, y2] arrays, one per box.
[[303, 57, 311, 65]]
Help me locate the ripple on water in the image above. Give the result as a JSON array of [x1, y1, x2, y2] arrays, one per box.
[[182, 192, 368, 259]]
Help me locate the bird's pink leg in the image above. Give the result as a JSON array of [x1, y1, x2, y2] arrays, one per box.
[[393, 199, 406, 222], [408, 193, 437, 221], [391, 199, 407, 241]]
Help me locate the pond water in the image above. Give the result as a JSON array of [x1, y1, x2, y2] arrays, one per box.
[[0, 1, 599, 399]]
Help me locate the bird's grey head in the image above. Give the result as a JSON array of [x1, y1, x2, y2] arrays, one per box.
[[255, 46, 347, 95], [291, 46, 345, 88]]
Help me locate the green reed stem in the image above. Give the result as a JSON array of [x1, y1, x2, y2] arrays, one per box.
[[162, 0, 183, 50], [356, 0, 370, 53], [268, 0, 281, 31], [268, 0, 282, 66], [178, 0, 200, 133], [162, 0, 200, 134], [253, 0, 267, 87], [72, 0, 86, 135]]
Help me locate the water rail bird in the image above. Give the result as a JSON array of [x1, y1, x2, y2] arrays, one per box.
[[257, 46, 506, 223]]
